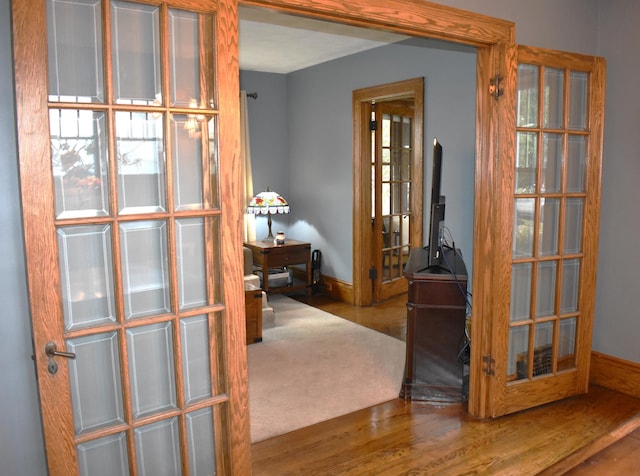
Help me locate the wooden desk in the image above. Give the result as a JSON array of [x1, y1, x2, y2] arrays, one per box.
[[244, 240, 312, 295]]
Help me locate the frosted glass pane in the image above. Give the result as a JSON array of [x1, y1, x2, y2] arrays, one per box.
[[78, 433, 129, 476], [541, 133, 562, 193], [513, 198, 534, 258], [169, 10, 198, 106], [47, 0, 104, 103], [536, 261, 557, 317], [67, 333, 124, 435], [544, 67, 564, 129], [111, 0, 161, 105], [176, 219, 207, 310], [186, 408, 216, 476], [115, 111, 166, 214], [181, 316, 212, 403], [50, 109, 110, 218], [127, 323, 177, 418], [508, 325, 529, 381], [533, 321, 553, 377], [517, 64, 538, 127], [558, 317, 577, 371], [58, 225, 115, 330], [134, 418, 181, 476], [569, 72, 588, 130], [561, 259, 580, 313], [172, 115, 204, 210], [120, 221, 170, 320], [567, 135, 586, 192], [564, 198, 584, 253], [510, 263, 532, 321], [515, 132, 537, 194], [539, 198, 559, 256]]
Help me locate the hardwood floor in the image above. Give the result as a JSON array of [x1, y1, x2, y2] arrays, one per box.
[[251, 292, 640, 475]]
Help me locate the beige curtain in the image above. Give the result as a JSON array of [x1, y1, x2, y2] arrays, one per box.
[[240, 90, 256, 242]]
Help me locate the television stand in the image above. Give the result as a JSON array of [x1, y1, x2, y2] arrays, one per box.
[[401, 246, 468, 402]]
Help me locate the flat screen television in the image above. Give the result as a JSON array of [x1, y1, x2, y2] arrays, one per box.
[[427, 138, 445, 268]]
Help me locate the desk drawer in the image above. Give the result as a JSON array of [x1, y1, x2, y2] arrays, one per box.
[[266, 246, 309, 267]]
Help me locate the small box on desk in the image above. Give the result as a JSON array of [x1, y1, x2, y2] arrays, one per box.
[[256, 268, 290, 288]]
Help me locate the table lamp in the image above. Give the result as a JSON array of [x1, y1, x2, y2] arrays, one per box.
[[246, 187, 290, 242]]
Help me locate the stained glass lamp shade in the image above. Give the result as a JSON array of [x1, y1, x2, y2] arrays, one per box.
[[246, 188, 290, 242]]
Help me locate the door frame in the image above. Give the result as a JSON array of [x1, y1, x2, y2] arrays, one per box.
[[353, 78, 424, 306], [242, 0, 515, 418]]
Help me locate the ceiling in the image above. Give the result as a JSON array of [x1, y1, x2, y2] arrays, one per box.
[[238, 6, 409, 74]]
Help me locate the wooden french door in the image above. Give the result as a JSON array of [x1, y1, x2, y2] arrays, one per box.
[[353, 77, 423, 306], [478, 45, 605, 417], [12, 0, 249, 474]]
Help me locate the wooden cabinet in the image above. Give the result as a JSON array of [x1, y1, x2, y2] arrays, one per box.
[[244, 240, 312, 295], [245, 286, 263, 344], [401, 247, 468, 402]]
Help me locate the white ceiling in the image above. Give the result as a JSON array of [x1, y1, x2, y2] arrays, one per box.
[[238, 6, 409, 74]]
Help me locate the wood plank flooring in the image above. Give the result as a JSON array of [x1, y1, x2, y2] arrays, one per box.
[[251, 293, 640, 475]]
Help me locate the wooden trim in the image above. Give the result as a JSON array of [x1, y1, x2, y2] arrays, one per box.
[[590, 351, 640, 399], [319, 274, 355, 304]]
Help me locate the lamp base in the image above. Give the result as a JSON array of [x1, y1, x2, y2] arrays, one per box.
[[261, 235, 275, 243]]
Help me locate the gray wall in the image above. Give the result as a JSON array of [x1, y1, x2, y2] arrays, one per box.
[[2, 0, 638, 472]]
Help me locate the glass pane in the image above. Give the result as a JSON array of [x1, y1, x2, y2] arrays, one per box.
[[134, 418, 181, 475], [172, 115, 204, 210], [517, 64, 538, 127], [544, 67, 564, 129], [176, 218, 207, 310], [111, 0, 161, 105], [513, 198, 534, 258], [536, 261, 557, 317], [401, 183, 410, 213], [401, 215, 410, 246], [567, 135, 587, 192], [120, 221, 171, 320], [558, 317, 577, 371], [564, 198, 584, 253], [508, 325, 529, 381], [50, 109, 109, 218], [541, 133, 562, 193], [115, 111, 166, 214], [515, 131, 537, 194], [77, 433, 129, 476], [67, 332, 124, 435], [47, 0, 104, 103], [392, 183, 401, 214], [561, 259, 580, 313], [533, 321, 553, 377], [539, 198, 560, 256], [382, 183, 390, 215], [58, 225, 116, 330], [382, 115, 390, 147], [206, 118, 220, 209], [510, 263, 532, 321], [168, 10, 199, 107], [127, 323, 177, 418], [186, 408, 216, 476], [181, 315, 212, 403], [400, 149, 411, 181], [391, 149, 401, 180], [402, 116, 411, 148], [569, 72, 588, 130]]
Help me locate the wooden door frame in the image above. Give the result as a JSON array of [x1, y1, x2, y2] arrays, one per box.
[[353, 78, 424, 306], [242, 0, 515, 419]]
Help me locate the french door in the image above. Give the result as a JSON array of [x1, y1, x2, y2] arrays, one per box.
[[477, 45, 605, 417], [353, 77, 423, 306], [12, 0, 249, 474]]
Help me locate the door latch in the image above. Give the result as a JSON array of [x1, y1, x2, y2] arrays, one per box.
[[45, 341, 76, 375]]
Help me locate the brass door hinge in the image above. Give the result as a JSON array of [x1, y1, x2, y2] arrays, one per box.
[[489, 75, 504, 99], [482, 355, 496, 376]]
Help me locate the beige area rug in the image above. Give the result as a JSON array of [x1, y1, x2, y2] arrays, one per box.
[[247, 295, 406, 443]]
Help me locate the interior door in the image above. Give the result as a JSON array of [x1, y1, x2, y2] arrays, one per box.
[[12, 0, 250, 474], [372, 100, 416, 302], [481, 45, 605, 417]]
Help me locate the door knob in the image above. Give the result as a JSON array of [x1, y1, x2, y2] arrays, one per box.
[[45, 341, 76, 375]]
